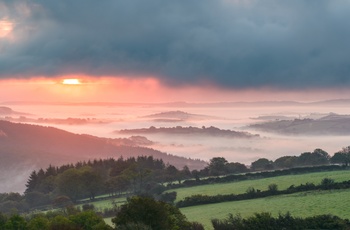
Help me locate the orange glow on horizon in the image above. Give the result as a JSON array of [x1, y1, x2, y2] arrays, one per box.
[[1, 76, 350, 104], [62, 79, 81, 85]]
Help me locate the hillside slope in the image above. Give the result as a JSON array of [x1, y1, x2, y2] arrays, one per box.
[[0, 120, 206, 193]]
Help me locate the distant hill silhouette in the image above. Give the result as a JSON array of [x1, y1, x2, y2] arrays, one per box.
[[0, 106, 28, 115], [142, 110, 219, 122], [117, 126, 259, 138], [0, 120, 206, 193], [248, 113, 350, 135]]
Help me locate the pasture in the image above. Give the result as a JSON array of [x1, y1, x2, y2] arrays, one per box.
[[181, 189, 350, 230], [169, 170, 350, 201]]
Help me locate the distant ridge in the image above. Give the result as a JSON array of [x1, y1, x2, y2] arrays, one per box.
[[248, 113, 350, 135], [142, 110, 219, 122], [117, 126, 259, 138], [4, 99, 350, 107], [0, 106, 28, 115]]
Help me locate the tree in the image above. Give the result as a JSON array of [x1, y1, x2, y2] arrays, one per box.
[[112, 196, 193, 230], [274, 156, 297, 169], [177, 166, 192, 184], [208, 157, 228, 176], [226, 162, 248, 174], [246, 187, 256, 195], [181, 166, 192, 178], [25, 171, 38, 194], [52, 196, 73, 209], [191, 170, 200, 182], [57, 168, 84, 202], [4, 214, 27, 230], [28, 216, 50, 230], [241, 212, 279, 230], [321, 178, 335, 189], [251, 158, 273, 171], [49, 216, 76, 230], [164, 165, 179, 183], [37, 175, 56, 194], [0, 212, 7, 229], [267, 184, 278, 194], [312, 148, 330, 165], [298, 149, 330, 166], [25, 191, 50, 207], [158, 192, 177, 204], [69, 210, 110, 230], [114, 222, 152, 230], [80, 168, 103, 200], [106, 175, 130, 196], [331, 146, 350, 166], [45, 164, 57, 177], [212, 213, 244, 230]]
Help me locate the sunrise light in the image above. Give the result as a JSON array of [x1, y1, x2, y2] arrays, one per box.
[[0, 20, 13, 38], [62, 79, 81, 85]]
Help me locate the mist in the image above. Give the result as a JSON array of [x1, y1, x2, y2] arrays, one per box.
[[5, 101, 350, 164], [2, 100, 350, 193]]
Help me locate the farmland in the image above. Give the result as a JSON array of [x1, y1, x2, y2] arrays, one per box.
[[181, 189, 350, 229], [95, 169, 350, 229], [170, 170, 350, 201]]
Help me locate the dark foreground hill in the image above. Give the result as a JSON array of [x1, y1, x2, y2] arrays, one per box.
[[0, 120, 206, 193]]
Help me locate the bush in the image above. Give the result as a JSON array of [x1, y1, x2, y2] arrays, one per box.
[[82, 203, 95, 211], [113, 196, 193, 230]]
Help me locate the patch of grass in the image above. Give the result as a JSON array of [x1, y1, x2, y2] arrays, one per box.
[[104, 217, 114, 227], [77, 197, 126, 210], [169, 170, 350, 201], [180, 189, 350, 230], [78, 194, 112, 202]]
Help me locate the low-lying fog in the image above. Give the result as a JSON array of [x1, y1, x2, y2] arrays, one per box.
[[5, 102, 350, 165]]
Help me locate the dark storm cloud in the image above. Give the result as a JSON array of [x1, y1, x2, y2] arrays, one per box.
[[1, 0, 350, 88]]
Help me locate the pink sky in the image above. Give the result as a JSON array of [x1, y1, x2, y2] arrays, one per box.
[[1, 77, 349, 104]]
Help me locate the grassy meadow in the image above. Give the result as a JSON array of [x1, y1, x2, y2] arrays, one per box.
[[181, 189, 350, 229], [169, 170, 350, 201], [96, 170, 350, 229]]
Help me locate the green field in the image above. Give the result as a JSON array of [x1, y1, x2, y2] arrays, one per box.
[[169, 170, 350, 201], [97, 170, 350, 229], [181, 189, 350, 230], [104, 217, 113, 227], [78, 197, 126, 211]]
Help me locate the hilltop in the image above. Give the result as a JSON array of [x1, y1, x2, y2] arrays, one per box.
[[248, 113, 350, 135], [117, 126, 259, 138]]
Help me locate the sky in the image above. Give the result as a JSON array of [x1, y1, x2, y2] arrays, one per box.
[[1, 0, 350, 102], [3, 1, 350, 193]]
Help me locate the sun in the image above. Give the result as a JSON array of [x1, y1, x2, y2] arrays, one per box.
[[0, 20, 13, 38], [62, 79, 81, 85]]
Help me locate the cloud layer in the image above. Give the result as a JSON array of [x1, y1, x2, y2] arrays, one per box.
[[1, 0, 350, 88]]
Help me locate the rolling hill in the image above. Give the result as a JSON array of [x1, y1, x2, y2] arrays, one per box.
[[248, 113, 350, 135], [0, 120, 206, 193]]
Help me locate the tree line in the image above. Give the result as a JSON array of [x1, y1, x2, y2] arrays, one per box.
[[0, 208, 112, 230], [0, 156, 194, 213], [0, 196, 205, 230], [2, 195, 349, 230], [203, 146, 350, 177], [171, 146, 350, 189], [1, 145, 349, 214], [177, 177, 350, 207]]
